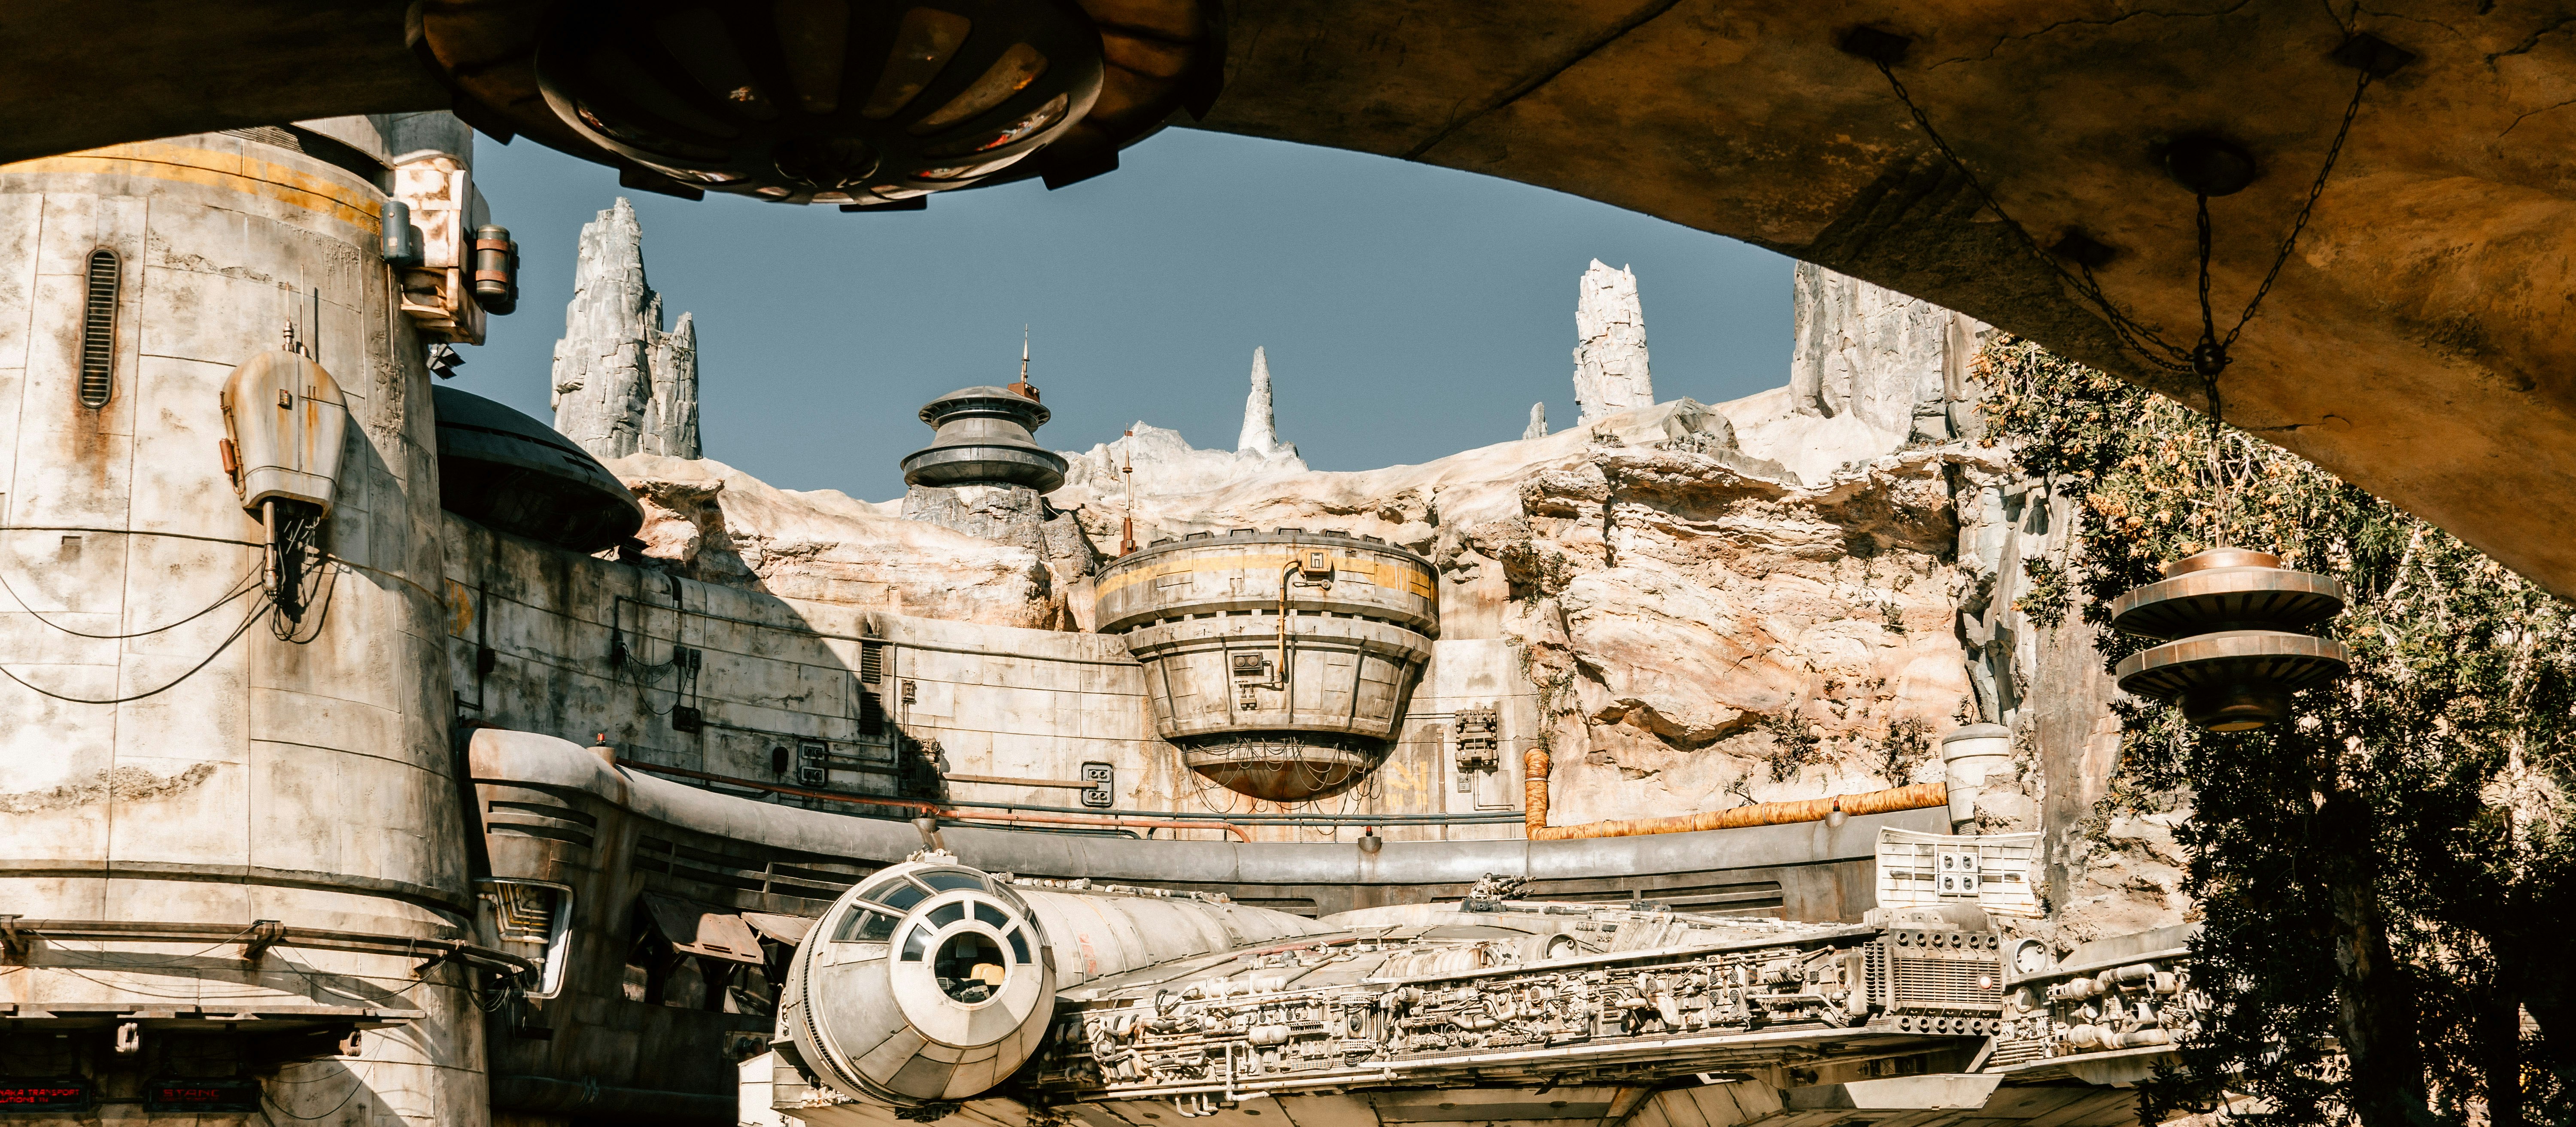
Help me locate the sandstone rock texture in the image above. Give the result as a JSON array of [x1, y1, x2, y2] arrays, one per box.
[[1523, 403, 1548, 440], [1046, 395, 1985, 818], [551, 198, 701, 461], [610, 454, 1069, 630], [1572, 260, 1652, 424]]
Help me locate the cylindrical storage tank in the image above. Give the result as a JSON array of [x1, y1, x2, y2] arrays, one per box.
[[1941, 723, 2014, 831], [781, 861, 1321, 1109], [1092, 529, 1437, 802], [0, 120, 484, 1123]]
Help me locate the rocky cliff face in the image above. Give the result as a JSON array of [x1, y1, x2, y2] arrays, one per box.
[[1040, 395, 1995, 819], [552, 198, 702, 461], [612, 455, 1069, 629]]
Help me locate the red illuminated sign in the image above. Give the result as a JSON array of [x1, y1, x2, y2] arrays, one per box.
[[146, 1079, 263, 1112], [0, 1079, 93, 1111]]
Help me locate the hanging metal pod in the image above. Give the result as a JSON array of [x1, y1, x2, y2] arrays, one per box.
[[2107, 548, 2351, 731]]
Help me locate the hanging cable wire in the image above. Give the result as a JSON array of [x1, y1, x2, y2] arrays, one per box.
[[0, 558, 262, 640], [0, 596, 269, 705]]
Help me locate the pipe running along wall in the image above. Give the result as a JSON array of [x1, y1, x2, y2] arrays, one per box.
[[1521, 750, 1947, 840]]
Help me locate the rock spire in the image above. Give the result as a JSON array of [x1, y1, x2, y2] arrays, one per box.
[[1523, 402, 1549, 440], [551, 197, 701, 460], [1237, 346, 1279, 456], [1572, 259, 1653, 425], [1233, 347, 1299, 461]]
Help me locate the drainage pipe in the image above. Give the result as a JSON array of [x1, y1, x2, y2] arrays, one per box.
[[1521, 749, 1945, 839]]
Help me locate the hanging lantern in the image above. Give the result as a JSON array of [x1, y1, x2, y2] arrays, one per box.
[[2108, 548, 2350, 731], [410, 0, 1226, 206]]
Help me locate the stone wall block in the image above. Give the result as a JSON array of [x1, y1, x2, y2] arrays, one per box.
[[0, 193, 45, 370]]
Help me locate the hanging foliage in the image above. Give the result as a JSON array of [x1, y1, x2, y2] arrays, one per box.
[[1976, 335, 2576, 1127]]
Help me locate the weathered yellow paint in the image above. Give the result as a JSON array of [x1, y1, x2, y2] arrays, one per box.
[[444, 578, 475, 638], [2, 140, 382, 229]]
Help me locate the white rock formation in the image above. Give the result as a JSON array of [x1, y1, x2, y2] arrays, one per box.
[[1717, 264, 1990, 486], [1572, 260, 1653, 425], [1236, 347, 1294, 458], [1789, 261, 1984, 445], [1059, 421, 1307, 498], [1523, 403, 1548, 440], [551, 198, 702, 460]]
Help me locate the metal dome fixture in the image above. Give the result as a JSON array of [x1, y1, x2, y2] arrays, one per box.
[[532, 0, 1106, 207], [900, 347, 1069, 492], [2108, 548, 2351, 732]]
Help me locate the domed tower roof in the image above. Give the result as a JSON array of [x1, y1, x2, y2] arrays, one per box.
[[899, 344, 1068, 492]]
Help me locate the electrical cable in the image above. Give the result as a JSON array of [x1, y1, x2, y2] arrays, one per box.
[[0, 559, 262, 640], [0, 597, 268, 705]]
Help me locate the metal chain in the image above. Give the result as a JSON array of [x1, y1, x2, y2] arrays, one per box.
[[1873, 60, 2195, 375], [2225, 65, 2373, 351], [1869, 56, 2378, 399]]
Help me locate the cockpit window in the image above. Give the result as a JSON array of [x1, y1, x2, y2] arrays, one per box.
[[973, 902, 1008, 928], [918, 870, 988, 892], [1004, 927, 1031, 964], [830, 909, 899, 943], [900, 926, 932, 962], [857, 878, 929, 913], [928, 902, 965, 927]]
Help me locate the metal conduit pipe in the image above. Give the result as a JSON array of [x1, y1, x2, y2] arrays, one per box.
[[1521, 749, 1946, 839], [624, 759, 1526, 827], [624, 761, 1252, 841]]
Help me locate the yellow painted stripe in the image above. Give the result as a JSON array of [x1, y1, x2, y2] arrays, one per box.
[[1097, 553, 1434, 600], [2, 140, 382, 229]]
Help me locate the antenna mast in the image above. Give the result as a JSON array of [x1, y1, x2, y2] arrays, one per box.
[[1119, 428, 1136, 556]]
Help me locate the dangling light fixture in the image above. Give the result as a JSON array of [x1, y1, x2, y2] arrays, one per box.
[[410, 0, 1226, 207], [1840, 27, 2401, 727], [2107, 549, 2349, 731]]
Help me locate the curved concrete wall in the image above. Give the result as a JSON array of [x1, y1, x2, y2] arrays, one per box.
[[0, 125, 480, 1123]]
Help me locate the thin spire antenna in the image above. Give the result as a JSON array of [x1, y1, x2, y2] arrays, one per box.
[[1119, 428, 1137, 556], [1010, 325, 1040, 401]]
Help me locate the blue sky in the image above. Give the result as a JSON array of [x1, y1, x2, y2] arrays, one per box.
[[452, 128, 1797, 501]]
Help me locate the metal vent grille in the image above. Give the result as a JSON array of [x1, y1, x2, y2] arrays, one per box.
[[78, 249, 118, 407], [859, 687, 885, 735], [1891, 955, 2002, 1012], [1985, 1036, 2050, 1069], [493, 883, 557, 942], [860, 641, 885, 683]]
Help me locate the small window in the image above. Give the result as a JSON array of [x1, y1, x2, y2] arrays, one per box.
[[830, 909, 897, 944], [899, 926, 931, 961], [927, 902, 964, 927], [858, 878, 927, 913], [918, 871, 986, 892], [1005, 927, 1030, 964], [972, 903, 1007, 928], [78, 249, 118, 408]]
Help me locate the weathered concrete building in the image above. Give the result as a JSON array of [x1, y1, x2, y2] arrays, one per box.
[[0, 115, 494, 1123]]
